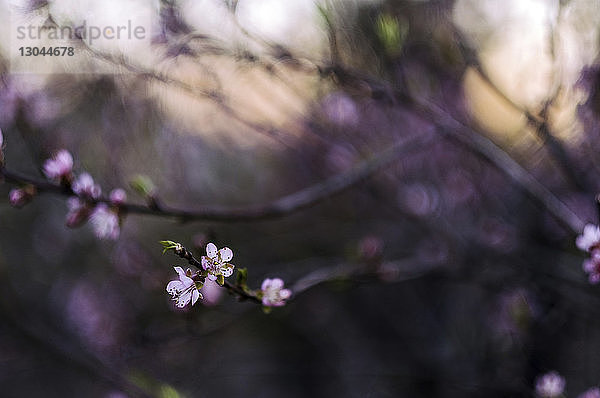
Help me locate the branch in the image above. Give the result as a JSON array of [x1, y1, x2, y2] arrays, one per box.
[[167, 243, 261, 304], [453, 26, 588, 191], [1, 134, 428, 222], [312, 48, 585, 233]]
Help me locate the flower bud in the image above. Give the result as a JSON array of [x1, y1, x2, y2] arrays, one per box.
[[9, 188, 30, 208], [109, 188, 127, 205]]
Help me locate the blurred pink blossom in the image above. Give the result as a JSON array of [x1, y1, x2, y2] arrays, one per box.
[[65, 197, 91, 228], [109, 188, 127, 205], [200, 279, 223, 306], [535, 371, 565, 398], [261, 278, 291, 307], [322, 92, 359, 127], [90, 204, 120, 240], [577, 224, 600, 252], [579, 388, 600, 398], [9, 188, 29, 208], [43, 149, 73, 180], [72, 173, 101, 199]]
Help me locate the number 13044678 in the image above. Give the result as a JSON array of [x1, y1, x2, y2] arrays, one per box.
[[18, 47, 74, 56]]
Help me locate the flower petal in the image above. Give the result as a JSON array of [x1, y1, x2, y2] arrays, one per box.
[[176, 290, 192, 307], [191, 289, 200, 305], [221, 264, 234, 277], [206, 243, 218, 258], [166, 280, 182, 294], [201, 256, 210, 271], [174, 266, 186, 278], [279, 289, 292, 299], [219, 247, 233, 262], [270, 278, 284, 289], [261, 278, 272, 291]]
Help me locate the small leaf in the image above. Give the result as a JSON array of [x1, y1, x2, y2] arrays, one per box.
[[375, 13, 408, 57], [262, 306, 272, 314], [216, 274, 225, 286], [130, 174, 156, 197], [159, 240, 180, 254], [236, 267, 248, 286]]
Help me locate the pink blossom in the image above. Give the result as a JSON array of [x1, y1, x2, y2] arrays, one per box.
[[9, 188, 29, 207], [109, 188, 127, 205], [65, 197, 91, 228], [535, 371, 565, 398], [201, 242, 234, 281], [90, 204, 120, 240], [579, 388, 600, 398], [576, 224, 600, 252], [43, 149, 73, 180], [166, 266, 201, 308], [72, 173, 101, 199], [200, 279, 223, 306], [261, 278, 292, 307], [583, 251, 600, 284]]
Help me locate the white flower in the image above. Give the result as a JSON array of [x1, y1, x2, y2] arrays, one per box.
[[72, 173, 101, 199], [261, 278, 292, 307], [166, 266, 201, 308], [535, 371, 565, 398], [201, 242, 234, 281], [576, 224, 600, 252], [43, 149, 73, 179], [90, 204, 120, 240]]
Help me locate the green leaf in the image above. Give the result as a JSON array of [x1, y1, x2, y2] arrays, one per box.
[[216, 274, 225, 286], [159, 240, 180, 254], [130, 174, 156, 197], [375, 13, 408, 57], [236, 267, 248, 286]]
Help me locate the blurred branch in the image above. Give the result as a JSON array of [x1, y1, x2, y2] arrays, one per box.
[[83, 45, 293, 147], [291, 258, 443, 297], [306, 47, 585, 233], [1, 134, 429, 222], [453, 27, 588, 191], [420, 100, 585, 234]]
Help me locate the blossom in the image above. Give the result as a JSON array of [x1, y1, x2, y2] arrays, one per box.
[[535, 371, 565, 398], [579, 388, 600, 398], [201, 242, 234, 281], [90, 204, 120, 240], [65, 197, 91, 227], [72, 173, 101, 198], [166, 266, 201, 308], [583, 252, 600, 284], [261, 278, 292, 307], [9, 188, 29, 207], [43, 149, 73, 180], [109, 188, 127, 205], [576, 224, 600, 252]]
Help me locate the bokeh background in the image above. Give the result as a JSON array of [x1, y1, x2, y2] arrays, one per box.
[[1, 0, 600, 397]]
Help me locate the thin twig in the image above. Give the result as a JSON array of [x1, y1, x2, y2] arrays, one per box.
[[1, 134, 428, 222], [453, 26, 587, 191], [168, 243, 261, 303]]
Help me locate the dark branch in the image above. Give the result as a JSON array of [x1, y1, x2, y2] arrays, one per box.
[[1, 134, 428, 223]]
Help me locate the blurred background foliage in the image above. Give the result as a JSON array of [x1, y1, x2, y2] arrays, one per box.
[[1, 0, 600, 397]]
